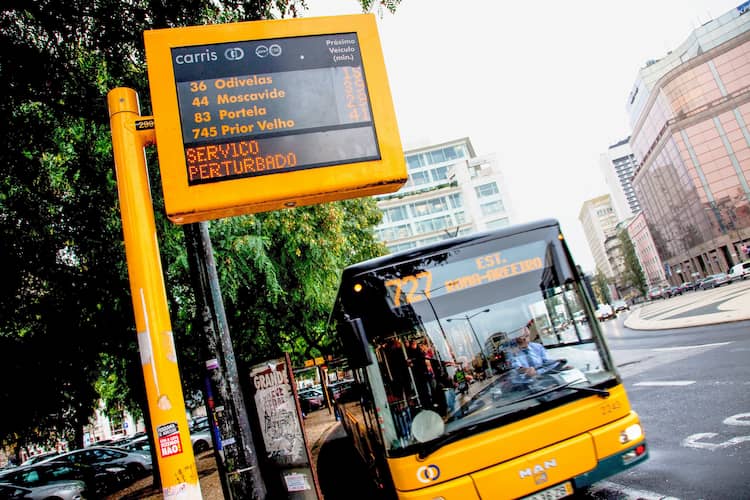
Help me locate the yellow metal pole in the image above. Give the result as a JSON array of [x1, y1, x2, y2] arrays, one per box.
[[107, 87, 202, 499]]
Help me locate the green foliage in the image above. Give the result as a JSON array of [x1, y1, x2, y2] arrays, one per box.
[[618, 229, 647, 296], [0, 0, 393, 452], [592, 271, 612, 304]]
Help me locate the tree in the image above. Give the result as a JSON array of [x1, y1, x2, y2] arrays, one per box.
[[618, 229, 647, 297], [0, 0, 393, 452], [592, 271, 612, 305]]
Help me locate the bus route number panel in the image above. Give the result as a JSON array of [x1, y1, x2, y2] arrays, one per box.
[[144, 15, 406, 224]]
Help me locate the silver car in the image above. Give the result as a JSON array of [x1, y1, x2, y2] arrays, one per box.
[[40, 446, 152, 478], [0, 480, 87, 499], [700, 273, 729, 289], [190, 417, 214, 454]]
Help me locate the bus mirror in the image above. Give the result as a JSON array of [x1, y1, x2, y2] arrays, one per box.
[[342, 317, 373, 368]]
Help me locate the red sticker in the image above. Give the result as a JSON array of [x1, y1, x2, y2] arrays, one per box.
[[157, 423, 183, 458]]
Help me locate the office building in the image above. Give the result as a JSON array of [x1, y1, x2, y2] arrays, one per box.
[[627, 212, 667, 287], [627, 5, 750, 282], [374, 138, 513, 252], [599, 138, 641, 218], [578, 195, 620, 279]]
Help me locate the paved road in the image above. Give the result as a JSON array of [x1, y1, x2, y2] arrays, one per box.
[[624, 279, 750, 330]]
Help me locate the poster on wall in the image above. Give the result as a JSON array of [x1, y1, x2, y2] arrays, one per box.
[[249, 356, 320, 498]]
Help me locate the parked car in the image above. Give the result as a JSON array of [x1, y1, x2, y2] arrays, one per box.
[[189, 418, 213, 454], [117, 435, 150, 453], [327, 380, 355, 401], [611, 300, 630, 313], [679, 281, 695, 292], [595, 303, 616, 321], [699, 273, 730, 289], [665, 285, 683, 297], [40, 446, 152, 478], [0, 480, 87, 500], [647, 287, 664, 300], [297, 388, 325, 413], [728, 261, 750, 282], [19, 452, 61, 467], [0, 460, 131, 497]]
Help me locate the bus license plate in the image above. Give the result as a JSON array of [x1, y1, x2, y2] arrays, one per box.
[[523, 481, 573, 500]]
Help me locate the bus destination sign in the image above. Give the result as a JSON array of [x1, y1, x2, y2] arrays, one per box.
[[144, 15, 406, 224], [173, 33, 379, 185]]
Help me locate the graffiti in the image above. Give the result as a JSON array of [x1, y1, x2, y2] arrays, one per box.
[[250, 359, 306, 465]]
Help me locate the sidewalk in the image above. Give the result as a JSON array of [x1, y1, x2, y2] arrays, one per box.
[[303, 407, 340, 466], [624, 279, 750, 330]]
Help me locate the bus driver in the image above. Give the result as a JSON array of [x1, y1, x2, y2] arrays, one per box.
[[510, 326, 562, 385]]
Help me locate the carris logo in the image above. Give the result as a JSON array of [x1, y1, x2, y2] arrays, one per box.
[[224, 47, 245, 61], [174, 49, 218, 65], [518, 459, 557, 479], [416, 464, 440, 483]]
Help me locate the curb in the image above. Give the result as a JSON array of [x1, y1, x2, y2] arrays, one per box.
[[309, 419, 341, 465]]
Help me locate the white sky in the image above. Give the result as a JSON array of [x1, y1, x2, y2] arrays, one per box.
[[304, 0, 740, 272]]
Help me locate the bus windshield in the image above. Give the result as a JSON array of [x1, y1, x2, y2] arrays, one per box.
[[335, 223, 617, 456]]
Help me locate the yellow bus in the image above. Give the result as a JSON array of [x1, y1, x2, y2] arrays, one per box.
[[330, 219, 647, 499]]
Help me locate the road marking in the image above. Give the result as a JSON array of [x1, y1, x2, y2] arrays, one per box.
[[682, 433, 750, 450], [724, 413, 750, 426], [634, 381, 696, 386], [652, 341, 731, 351], [589, 480, 680, 499]]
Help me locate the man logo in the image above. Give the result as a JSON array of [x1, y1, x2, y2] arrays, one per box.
[[519, 459, 557, 479], [416, 464, 440, 484], [224, 47, 244, 61]]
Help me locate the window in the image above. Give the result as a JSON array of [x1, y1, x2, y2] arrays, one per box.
[[431, 165, 449, 182], [412, 200, 429, 216], [481, 200, 505, 215], [406, 154, 423, 169], [411, 171, 430, 186], [389, 241, 416, 252], [486, 218, 510, 229], [377, 224, 412, 241], [449, 193, 463, 208], [384, 205, 409, 223], [416, 215, 452, 233], [449, 145, 465, 159], [428, 197, 449, 213], [475, 182, 500, 198], [430, 149, 446, 163]]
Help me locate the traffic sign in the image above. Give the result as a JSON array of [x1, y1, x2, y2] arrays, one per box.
[[144, 14, 406, 224]]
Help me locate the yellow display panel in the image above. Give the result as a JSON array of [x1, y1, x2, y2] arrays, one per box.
[[144, 14, 406, 224]]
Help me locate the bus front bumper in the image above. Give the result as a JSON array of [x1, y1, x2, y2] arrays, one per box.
[[573, 441, 649, 490]]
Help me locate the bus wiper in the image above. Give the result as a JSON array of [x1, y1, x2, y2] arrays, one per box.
[[566, 384, 610, 398], [505, 382, 609, 407], [417, 423, 481, 459], [539, 381, 610, 399]]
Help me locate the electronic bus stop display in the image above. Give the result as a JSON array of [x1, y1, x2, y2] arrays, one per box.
[[144, 15, 406, 223]]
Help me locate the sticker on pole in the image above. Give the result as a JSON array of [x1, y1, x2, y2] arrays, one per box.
[[157, 422, 184, 458]]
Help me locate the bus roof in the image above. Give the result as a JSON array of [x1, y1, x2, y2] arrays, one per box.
[[340, 218, 561, 280]]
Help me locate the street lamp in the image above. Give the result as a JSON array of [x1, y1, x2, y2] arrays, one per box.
[[446, 309, 492, 376], [414, 290, 457, 365]]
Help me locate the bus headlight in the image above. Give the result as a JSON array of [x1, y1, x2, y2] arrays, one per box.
[[620, 423, 643, 444]]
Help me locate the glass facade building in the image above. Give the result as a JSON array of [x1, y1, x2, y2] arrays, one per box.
[[374, 138, 513, 253], [627, 5, 750, 282]]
